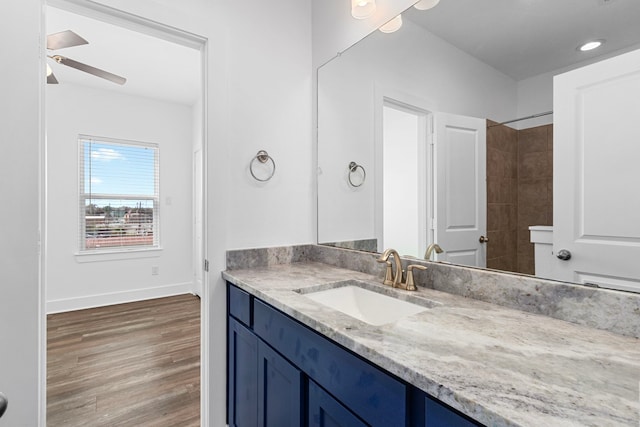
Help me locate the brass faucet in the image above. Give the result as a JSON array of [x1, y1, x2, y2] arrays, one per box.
[[405, 264, 427, 291], [424, 243, 443, 261], [377, 248, 404, 287], [377, 249, 427, 291]]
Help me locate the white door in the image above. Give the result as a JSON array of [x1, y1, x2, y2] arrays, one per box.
[[434, 113, 487, 267], [553, 48, 640, 292]]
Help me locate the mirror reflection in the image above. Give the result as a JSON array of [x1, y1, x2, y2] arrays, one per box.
[[317, 0, 640, 289]]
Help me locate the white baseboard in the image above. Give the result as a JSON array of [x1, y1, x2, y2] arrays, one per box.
[[46, 282, 195, 314]]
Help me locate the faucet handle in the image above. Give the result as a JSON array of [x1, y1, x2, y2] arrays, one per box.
[[376, 258, 394, 286], [405, 264, 428, 291]]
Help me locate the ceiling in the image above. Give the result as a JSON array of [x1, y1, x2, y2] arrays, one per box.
[[46, 1, 640, 101], [46, 6, 201, 106], [405, 0, 640, 80]]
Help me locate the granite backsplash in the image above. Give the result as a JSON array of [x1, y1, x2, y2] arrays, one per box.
[[226, 244, 640, 338]]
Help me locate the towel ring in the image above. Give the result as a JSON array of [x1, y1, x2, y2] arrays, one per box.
[[348, 161, 366, 187], [250, 150, 276, 182]]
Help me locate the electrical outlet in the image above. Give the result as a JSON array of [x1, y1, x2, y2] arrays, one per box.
[[152, 266, 159, 275]]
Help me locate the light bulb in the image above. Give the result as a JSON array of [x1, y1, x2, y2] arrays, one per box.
[[579, 40, 604, 52], [379, 14, 403, 33], [351, 0, 376, 19], [46, 63, 53, 77], [414, 0, 440, 10]]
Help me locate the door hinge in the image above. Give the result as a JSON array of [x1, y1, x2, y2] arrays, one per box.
[[203, 259, 209, 272]]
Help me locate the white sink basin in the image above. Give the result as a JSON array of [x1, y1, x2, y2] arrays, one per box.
[[301, 282, 431, 326]]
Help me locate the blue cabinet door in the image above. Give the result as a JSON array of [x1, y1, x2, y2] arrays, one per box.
[[228, 318, 258, 427], [257, 340, 303, 427], [309, 380, 368, 427], [253, 299, 406, 426], [410, 387, 482, 427], [424, 396, 480, 427]]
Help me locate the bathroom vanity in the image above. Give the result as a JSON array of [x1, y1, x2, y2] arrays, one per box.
[[227, 283, 478, 427], [223, 245, 640, 427]]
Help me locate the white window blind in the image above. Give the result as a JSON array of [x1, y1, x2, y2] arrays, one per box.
[[79, 135, 159, 252]]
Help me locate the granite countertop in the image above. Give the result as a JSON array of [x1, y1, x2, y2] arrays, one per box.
[[223, 261, 640, 427]]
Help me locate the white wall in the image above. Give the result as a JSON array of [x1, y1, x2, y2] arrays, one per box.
[[222, 0, 314, 250], [516, 71, 555, 129], [77, 1, 314, 426], [0, 0, 42, 423], [516, 43, 640, 130], [312, 0, 416, 68], [317, 18, 517, 244], [45, 82, 194, 312]]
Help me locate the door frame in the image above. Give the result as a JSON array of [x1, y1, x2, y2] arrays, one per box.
[[374, 85, 435, 256], [41, 1, 210, 424], [380, 100, 432, 256]]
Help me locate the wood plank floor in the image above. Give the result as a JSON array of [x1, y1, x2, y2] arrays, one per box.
[[47, 294, 200, 427]]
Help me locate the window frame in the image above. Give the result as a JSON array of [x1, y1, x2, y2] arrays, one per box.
[[78, 135, 160, 254]]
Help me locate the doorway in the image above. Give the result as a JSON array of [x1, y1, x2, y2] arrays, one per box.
[[44, 0, 207, 423], [376, 92, 487, 266], [381, 100, 432, 257]]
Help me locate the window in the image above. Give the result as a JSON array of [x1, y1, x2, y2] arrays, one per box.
[[79, 136, 159, 252]]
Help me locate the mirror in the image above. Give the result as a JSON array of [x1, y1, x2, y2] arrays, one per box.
[[317, 0, 640, 284]]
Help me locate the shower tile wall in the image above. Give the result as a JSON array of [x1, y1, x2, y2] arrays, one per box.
[[486, 121, 518, 272], [517, 125, 553, 274], [486, 122, 553, 275]]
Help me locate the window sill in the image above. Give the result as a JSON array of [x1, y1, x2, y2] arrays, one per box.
[[74, 247, 163, 263]]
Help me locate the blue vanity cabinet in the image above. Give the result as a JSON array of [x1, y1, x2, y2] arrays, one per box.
[[228, 318, 258, 427], [228, 318, 303, 427], [308, 380, 368, 427], [227, 282, 485, 427], [253, 299, 407, 427], [410, 387, 482, 427], [229, 284, 252, 327], [257, 339, 303, 426]]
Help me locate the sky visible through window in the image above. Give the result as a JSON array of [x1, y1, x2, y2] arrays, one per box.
[[81, 138, 158, 249], [83, 140, 156, 209]]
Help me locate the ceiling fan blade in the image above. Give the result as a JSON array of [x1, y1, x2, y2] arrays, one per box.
[[54, 56, 127, 85], [47, 72, 59, 84], [47, 30, 88, 50]]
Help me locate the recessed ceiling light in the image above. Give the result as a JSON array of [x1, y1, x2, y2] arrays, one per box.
[[578, 40, 605, 52]]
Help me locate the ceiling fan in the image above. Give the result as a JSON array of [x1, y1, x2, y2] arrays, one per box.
[[46, 30, 126, 85]]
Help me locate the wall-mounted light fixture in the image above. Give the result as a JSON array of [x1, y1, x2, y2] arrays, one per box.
[[414, 0, 440, 10], [351, 0, 377, 19], [379, 14, 403, 33]]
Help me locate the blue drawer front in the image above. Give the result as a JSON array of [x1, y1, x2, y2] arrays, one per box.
[[253, 299, 407, 427], [229, 284, 252, 327]]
